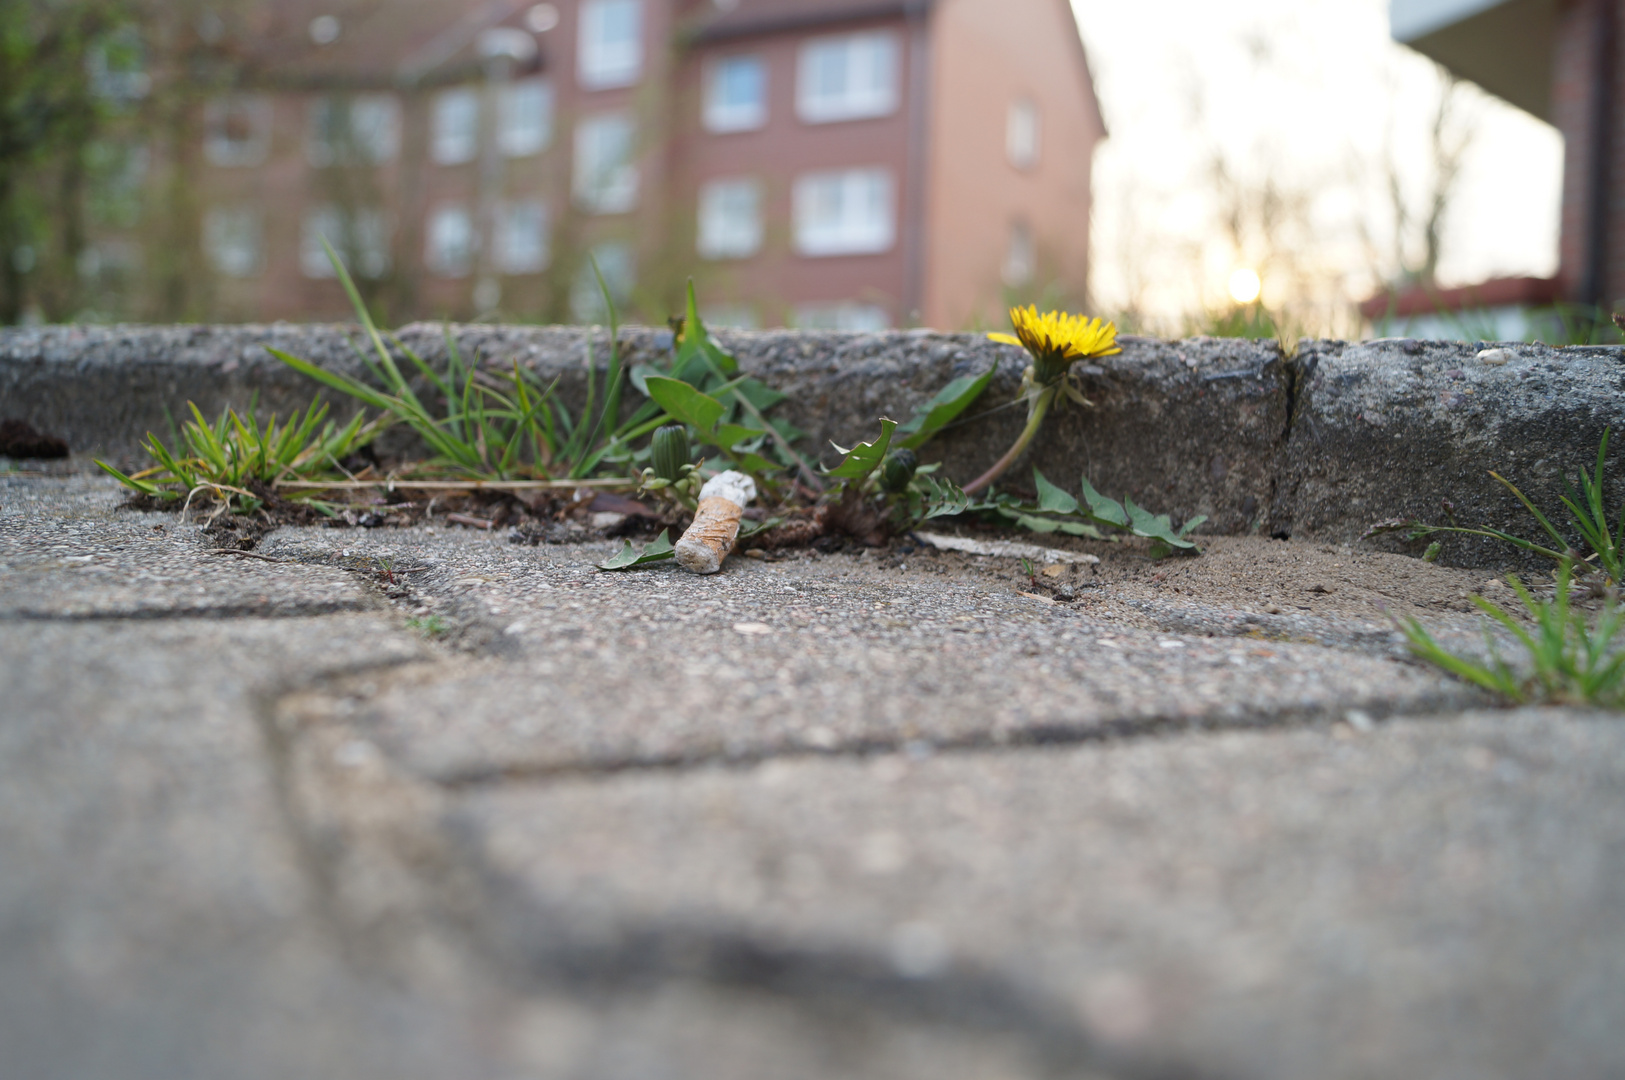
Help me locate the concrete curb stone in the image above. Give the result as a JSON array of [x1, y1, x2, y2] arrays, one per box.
[[3, 325, 1621, 566]]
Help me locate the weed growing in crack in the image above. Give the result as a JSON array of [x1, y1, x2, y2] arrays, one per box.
[[271, 243, 675, 483], [95, 397, 386, 517], [1367, 428, 1623, 588], [406, 614, 449, 638], [1398, 561, 1624, 709]]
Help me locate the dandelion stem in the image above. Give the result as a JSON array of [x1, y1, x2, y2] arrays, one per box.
[[964, 389, 1052, 495]]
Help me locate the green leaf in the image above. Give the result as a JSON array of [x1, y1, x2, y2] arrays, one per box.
[[826, 418, 898, 481], [94, 458, 166, 497], [733, 376, 786, 412], [597, 529, 677, 571], [1033, 468, 1079, 515], [644, 376, 724, 438], [1124, 497, 1200, 551], [918, 475, 970, 520], [1078, 475, 1129, 527], [629, 363, 665, 396], [712, 422, 768, 450], [897, 368, 995, 449]]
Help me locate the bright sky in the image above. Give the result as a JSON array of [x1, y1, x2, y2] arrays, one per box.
[[1068, 0, 1565, 331]]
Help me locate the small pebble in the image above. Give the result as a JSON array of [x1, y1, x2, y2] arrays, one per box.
[[1475, 347, 1513, 366]]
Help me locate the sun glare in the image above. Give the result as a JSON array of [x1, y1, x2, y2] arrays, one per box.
[[1228, 268, 1262, 305]]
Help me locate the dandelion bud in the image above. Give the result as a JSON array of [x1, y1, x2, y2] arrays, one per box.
[[881, 448, 918, 493], [651, 424, 691, 481]]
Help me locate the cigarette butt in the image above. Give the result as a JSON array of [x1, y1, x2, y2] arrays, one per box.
[[676, 497, 744, 574], [675, 470, 757, 575]]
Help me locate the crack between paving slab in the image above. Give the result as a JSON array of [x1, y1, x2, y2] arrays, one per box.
[[0, 599, 377, 621], [433, 814, 1229, 1080], [429, 686, 1480, 790], [248, 658, 1230, 1080]]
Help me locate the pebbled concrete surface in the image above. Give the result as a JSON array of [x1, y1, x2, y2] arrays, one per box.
[[2, 471, 1622, 1080]]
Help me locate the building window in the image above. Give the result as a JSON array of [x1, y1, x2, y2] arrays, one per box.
[[89, 27, 150, 103], [578, 0, 643, 89], [573, 113, 638, 213], [204, 95, 272, 167], [425, 204, 476, 277], [1004, 220, 1036, 286], [203, 207, 261, 277], [701, 304, 757, 329], [432, 88, 481, 165], [308, 95, 400, 167], [697, 178, 762, 260], [88, 141, 149, 227], [1007, 98, 1040, 170], [571, 242, 634, 321], [302, 207, 391, 279], [793, 167, 894, 256], [705, 55, 766, 132], [796, 31, 897, 124], [499, 78, 554, 157], [494, 200, 550, 274], [793, 302, 890, 331]]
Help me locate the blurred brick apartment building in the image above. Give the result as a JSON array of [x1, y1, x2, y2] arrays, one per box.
[[1371, 0, 1623, 336], [166, 0, 1103, 329]]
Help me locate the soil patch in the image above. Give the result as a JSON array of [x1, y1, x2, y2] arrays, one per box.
[[883, 533, 1517, 621]]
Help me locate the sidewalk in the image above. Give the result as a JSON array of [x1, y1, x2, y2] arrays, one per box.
[[3, 471, 1621, 1080]]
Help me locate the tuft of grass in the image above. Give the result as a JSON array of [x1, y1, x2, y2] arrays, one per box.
[[406, 614, 449, 637], [1399, 562, 1623, 708], [95, 397, 385, 515], [1366, 428, 1622, 587], [269, 241, 672, 482]]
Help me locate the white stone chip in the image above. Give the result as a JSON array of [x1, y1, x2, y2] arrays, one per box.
[[913, 531, 1100, 565], [698, 470, 757, 507]]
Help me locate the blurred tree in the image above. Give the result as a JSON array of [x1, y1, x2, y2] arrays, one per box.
[[0, 0, 133, 323]]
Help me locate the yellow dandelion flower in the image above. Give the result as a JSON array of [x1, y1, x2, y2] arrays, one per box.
[[988, 305, 1121, 384], [967, 306, 1121, 495]]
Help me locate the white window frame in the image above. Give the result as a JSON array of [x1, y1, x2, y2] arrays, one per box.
[[578, 0, 643, 89], [573, 112, 638, 214], [432, 88, 481, 165], [1003, 220, 1036, 286], [203, 207, 261, 278], [792, 167, 895, 256], [499, 78, 554, 157], [796, 31, 898, 124], [494, 200, 550, 274], [571, 242, 635, 321], [1007, 98, 1041, 171], [204, 95, 272, 167], [697, 178, 763, 260], [424, 204, 477, 278], [302, 206, 391, 279], [704, 54, 767, 133], [306, 95, 399, 167]]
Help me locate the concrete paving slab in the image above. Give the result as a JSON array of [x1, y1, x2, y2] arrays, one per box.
[[460, 708, 1625, 1080], [0, 474, 378, 618], [0, 614, 481, 1080], [251, 525, 1482, 783], [3, 473, 1617, 1080]]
